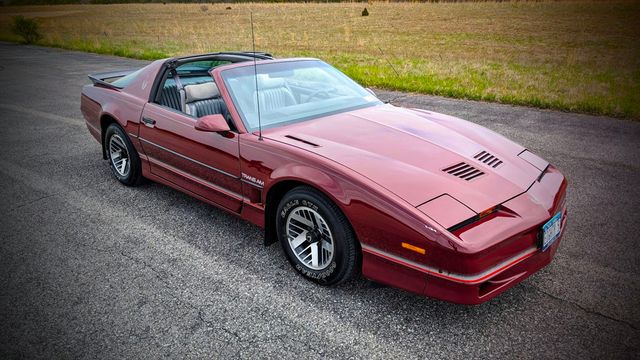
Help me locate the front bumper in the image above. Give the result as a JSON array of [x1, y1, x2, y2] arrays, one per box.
[[362, 225, 565, 304], [425, 234, 563, 304], [362, 166, 568, 305]]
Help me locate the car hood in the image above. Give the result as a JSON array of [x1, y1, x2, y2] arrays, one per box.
[[265, 104, 544, 214]]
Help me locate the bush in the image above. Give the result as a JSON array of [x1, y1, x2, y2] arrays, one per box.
[[11, 16, 42, 44], [362, 7, 369, 17]]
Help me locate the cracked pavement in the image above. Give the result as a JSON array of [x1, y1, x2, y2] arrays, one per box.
[[0, 43, 638, 359]]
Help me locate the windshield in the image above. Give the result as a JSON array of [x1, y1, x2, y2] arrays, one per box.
[[221, 60, 382, 131]]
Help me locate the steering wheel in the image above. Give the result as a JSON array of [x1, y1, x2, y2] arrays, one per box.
[[306, 87, 335, 102]]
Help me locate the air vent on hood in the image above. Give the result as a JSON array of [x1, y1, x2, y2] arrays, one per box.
[[442, 162, 485, 181], [284, 135, 319, 147], [474, 150, 503, 168]]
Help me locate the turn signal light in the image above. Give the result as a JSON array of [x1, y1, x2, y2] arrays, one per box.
[[447, 205, 502, 233], [401, 242, 426, 255], [479, 206, 497, 218]]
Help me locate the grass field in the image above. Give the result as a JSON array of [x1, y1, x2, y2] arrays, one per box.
[[1, 1, 638, 119]]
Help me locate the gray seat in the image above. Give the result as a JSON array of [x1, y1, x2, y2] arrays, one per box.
[[254, 75, 296, 112], [183, 82, 228, 119], [158, 84, 182, 110], [158, 77, 215, 111]]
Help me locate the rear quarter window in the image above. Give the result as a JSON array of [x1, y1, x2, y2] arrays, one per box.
[[111, 66, 147, 88]]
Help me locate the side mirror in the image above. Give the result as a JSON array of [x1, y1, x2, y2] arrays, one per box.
[[365, 87, 376, 96], [195, 114, 230, 133]]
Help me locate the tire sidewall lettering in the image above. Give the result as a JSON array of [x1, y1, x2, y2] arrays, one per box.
[[280, 198, 320, 219], [295, 261, 337, 280], [280, 199, 299, 219]]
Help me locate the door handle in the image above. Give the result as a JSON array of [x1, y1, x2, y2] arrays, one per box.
[[142, 117, 156, 128]]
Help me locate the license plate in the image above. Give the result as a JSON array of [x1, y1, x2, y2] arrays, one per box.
[[541, 212, 562, 251]]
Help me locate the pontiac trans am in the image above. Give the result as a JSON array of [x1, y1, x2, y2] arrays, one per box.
[[81, 51, 568, 304]]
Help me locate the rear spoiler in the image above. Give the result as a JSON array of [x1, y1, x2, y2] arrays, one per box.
[[88, 69, 137, 89]]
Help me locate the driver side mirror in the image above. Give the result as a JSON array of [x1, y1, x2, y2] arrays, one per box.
[[194, 114, 230, 133]]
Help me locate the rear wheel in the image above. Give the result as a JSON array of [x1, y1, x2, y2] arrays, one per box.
[[105, 123, 143, 186], [276, 186, 359, 286]]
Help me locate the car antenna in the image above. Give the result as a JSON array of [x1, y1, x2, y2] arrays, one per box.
[[250, 11, 263, 141], [376, 45, 405, 106], [377, 45, 400, 78]]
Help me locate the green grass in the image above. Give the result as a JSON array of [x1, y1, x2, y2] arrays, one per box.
[[1, 2, 639, 119], [43, 37, 171, 60]]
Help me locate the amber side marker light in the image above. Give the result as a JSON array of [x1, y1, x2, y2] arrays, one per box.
[[401, 242, 426, 255], [478, 206, 496, 218]]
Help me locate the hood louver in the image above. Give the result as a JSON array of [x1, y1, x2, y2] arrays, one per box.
[[442, 162, 485, 181], [284, 135, 320, 147], [474, 150, 503, 168]]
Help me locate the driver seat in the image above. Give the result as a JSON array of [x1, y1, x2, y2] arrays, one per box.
[[254, 75, 296, 112]]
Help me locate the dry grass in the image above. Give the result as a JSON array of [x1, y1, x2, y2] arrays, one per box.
[[1, 2, 639, 118]]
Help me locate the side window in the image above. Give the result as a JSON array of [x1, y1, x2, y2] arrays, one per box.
[[153, 58, 236, 130], [155, 60, 232, 112], [154, 67, 217, 112], [155, 67, 234, 127]]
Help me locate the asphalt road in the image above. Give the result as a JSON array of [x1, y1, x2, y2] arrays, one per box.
[[0, 42, 638, 359]]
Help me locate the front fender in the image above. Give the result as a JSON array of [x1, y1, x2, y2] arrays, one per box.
[[261, 164, 350, 246], [266, 163, 349, 206]]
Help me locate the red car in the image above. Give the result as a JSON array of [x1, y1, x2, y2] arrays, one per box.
[[81, 52, 567, 304]]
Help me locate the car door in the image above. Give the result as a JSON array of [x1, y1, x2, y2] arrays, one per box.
[[138, 102, 243, 213]]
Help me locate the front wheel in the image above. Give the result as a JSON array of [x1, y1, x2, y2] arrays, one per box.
[[105, 123, 143, 186], [276, 186, 359, 286]]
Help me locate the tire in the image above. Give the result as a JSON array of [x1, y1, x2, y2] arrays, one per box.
[[104, 123, 143, 186], [276, 186, 359, 286]]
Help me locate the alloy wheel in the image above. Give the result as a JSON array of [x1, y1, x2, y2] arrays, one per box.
[[286, 206, 335, 270], [109, 134, 130, 177]]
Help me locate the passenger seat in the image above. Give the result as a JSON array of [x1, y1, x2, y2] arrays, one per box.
[[183, 82, 228, 119]]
